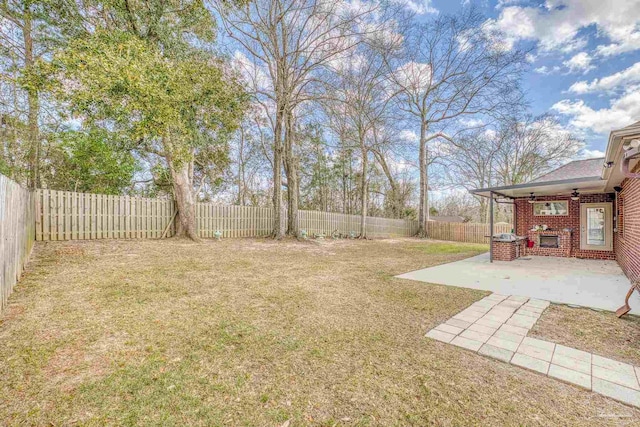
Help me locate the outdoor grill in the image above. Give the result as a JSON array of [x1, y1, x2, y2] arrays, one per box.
[[493, 233, 523, 242]]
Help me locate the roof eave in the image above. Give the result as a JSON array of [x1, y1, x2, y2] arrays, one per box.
[[470, 176, 604, 198], [602, 123, 640, 181]]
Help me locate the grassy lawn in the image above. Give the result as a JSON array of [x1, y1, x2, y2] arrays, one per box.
[[1, 238, 640, 426], [530, 304, 640, 367]]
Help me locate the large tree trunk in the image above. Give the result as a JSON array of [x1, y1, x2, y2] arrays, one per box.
[[23, 7, 40, 190], [284, 109, 299, 236], [342, 152, 348, 214], [170, 160, 199, 241], [374, 150, 401, 218], [417, 120, 428, 237], [359, 144, 368, 238], [237, 127, 246, 206], [272, 101, 285, 239]]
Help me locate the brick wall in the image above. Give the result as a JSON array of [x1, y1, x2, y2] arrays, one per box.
[[525, 230, 571, 257], [514, 194, 616, 260], [492, 240, 526, 261], [615, 166, 640, 282]]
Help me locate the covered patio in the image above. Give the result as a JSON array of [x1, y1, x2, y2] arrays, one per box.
[[397, 253, 635, 314]]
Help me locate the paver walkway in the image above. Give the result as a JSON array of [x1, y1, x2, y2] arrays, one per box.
[[427, 294, 640, 408]]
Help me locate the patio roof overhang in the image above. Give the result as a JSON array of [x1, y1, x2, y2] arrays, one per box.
[[602, 122, 640, 190], [471, 121, 640, 200], [470, 176, 607, 199]]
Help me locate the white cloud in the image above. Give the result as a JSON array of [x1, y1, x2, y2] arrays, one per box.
[[552, 88, 640, 134], [398, 129, 419, 143], [578, 148, 606, 159], [486, 0, 640, 55], [459, 117, 485, 128], [386, 154, 413, 173], [563, 52, 594, 74], [534, 65, 560, 75], [393, 61, 432, 93], [394, 0, 437, 15], [568, 62, 640, 94], [495, 0, 525, 9], [232, 51, 271, 92]]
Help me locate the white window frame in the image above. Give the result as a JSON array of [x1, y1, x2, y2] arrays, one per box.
[[532, 200, 569, 216]]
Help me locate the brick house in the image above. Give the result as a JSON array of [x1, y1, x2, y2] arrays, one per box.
[[471, 121, 640, 284]]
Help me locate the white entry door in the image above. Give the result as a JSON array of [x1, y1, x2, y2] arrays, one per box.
[[580, 202, 613, 251]]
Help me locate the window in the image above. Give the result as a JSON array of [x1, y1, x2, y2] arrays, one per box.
[[533, 201, 568, 216]]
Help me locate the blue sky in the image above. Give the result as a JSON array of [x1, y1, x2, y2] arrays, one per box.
[[420, 0, 640, 157]]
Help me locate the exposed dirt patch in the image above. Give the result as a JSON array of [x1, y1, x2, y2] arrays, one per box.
[[1, 238, 639, 426]]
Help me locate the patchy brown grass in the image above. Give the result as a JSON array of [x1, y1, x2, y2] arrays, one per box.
[[530, 304, 640, 366], [1, 237, 640, 426]]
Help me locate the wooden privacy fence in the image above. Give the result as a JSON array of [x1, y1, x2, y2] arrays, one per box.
[[298, 210, 418, 238], [427, 221, 512, 244], [197, 207, 420, 239], [34, 190, 177, 241], [1, 174, 35, 312], [36, 189, 420, 241], [35, 189, 509, 243]]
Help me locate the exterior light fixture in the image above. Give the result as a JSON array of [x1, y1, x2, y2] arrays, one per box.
[[571, 188, 580, 201], [528, 192, 535, 204]]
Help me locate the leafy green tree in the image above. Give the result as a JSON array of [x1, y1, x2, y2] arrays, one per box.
[[53, 30, 246, 239], [43, 128, 138, 194]]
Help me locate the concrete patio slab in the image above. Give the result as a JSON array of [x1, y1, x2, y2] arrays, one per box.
[[549, 364, 591, 389], [593, 378, 640, 407], [512, 353, 550, 374], [426, 329, 455, 343], [397, 253, 634, 314], [451, 336, 483, 351], [479, 343, 513, 362], [552, 353, 592, 375], [435, 323, 464, 335]]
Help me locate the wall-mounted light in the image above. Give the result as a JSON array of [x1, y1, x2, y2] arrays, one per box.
[[571, 188, 580, 201], [527, 192, 535, 204]]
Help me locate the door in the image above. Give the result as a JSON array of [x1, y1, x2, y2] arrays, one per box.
[[580, 202, 613, 251]]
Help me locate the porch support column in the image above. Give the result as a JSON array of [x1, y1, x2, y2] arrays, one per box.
[[489, 191, 494, 263]]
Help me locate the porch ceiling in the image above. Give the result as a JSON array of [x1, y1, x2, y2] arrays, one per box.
[[471, 176, 607, 199], [396, 253, 634, 314]]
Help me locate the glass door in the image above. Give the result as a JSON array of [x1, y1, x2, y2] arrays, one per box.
[[580, 203, 612, 251]]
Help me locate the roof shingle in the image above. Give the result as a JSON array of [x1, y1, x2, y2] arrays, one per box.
[[531, 158, 604, 183]]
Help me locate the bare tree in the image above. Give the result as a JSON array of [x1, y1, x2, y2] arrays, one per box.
[[441, 129, 504, 222], [441, 115, 582, 222], [389, 7, 526, 236], [324, 38, 398, 237], [217, 0, 378, 238], [495, 115, 583, 186]]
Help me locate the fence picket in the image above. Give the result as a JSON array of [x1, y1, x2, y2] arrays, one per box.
[[1, 174, 35, 313]]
